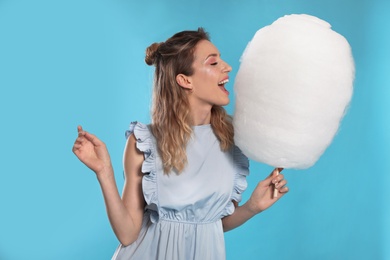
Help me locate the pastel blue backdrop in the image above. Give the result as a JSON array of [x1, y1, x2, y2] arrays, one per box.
[[0, 0, 388, 259]]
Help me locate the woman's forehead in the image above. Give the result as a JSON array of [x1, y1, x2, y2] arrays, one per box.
[[194, 40, 220, 60]]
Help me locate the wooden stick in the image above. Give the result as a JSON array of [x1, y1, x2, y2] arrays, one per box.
[[273, 168, 279, 198]]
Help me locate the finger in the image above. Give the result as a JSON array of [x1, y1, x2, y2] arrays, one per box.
[[72, 143, 81, 154], [73, 143, 82, 150], [77, 126, 88, 138], [275, 179, 287, 189], [279, 186, 289, 193], [78, 130, 86, 137], [268, 167, 284, 178], [75, 137, 86, 145], [272, 173, 285, 185], [84, 131, 102, 146]]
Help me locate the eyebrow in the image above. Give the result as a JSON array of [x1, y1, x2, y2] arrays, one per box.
[[204, 53, 220, 61]]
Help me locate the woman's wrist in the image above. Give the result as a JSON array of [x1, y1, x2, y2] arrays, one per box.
[[244, 198, 262, 216], [95, 164, 115, 182]]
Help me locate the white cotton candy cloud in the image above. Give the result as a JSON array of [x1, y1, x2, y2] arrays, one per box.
[[233, 14, 355, 169]]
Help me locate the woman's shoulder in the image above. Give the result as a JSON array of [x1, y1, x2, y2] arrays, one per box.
[[125, 121, 156, 155], [125, 121, 152, 139]]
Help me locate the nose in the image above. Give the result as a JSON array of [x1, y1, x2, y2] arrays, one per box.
[[222, 60, 232, 73]]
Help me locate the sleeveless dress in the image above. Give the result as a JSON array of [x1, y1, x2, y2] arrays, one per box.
[[112, 122, 249, 260]]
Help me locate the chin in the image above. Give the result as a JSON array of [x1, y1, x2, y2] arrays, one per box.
[[218, 98, 230, 107]]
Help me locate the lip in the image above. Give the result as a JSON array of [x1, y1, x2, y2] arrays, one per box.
[[221, 76, 229, 82], [218, 77, 230, 85], [218, 83, 230, 95]]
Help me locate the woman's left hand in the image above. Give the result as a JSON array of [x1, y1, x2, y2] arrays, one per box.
[[247, 168, 289, 214], [72, 126, 112, 177]]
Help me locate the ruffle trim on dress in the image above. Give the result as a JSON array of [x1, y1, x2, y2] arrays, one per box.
[[222, 145, 250, 217], [126, 121, 159, 223]]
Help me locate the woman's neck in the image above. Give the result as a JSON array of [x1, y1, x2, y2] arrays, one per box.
[[190, 106, 212, 126]]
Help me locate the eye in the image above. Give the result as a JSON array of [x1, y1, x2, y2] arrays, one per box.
[[210, 62, 218, 66]]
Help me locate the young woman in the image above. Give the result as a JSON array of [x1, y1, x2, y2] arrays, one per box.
[[72, 28, 288, 260]]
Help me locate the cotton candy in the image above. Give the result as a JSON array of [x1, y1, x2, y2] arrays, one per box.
[[233, 14, 354, 169]]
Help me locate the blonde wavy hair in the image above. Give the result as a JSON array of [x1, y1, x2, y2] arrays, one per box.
[[145, 28, 234, 174]]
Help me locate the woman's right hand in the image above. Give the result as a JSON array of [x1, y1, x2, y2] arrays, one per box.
[[72, 126, 112, 176]]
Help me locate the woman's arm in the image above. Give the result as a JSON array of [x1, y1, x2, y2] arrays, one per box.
[[222, 168, 288, 232], [73, 126, 145, 246]]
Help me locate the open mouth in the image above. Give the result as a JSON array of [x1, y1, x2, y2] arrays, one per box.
[[218, 79, 230, 94]]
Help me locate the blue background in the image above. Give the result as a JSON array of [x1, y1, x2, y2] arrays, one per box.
[[0, 0, 388, 259]]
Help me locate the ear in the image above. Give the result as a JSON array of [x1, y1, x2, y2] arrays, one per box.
[[176, 74, 193, 90]]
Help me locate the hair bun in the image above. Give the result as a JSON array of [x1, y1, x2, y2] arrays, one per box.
[[145, 42, 162, 66]]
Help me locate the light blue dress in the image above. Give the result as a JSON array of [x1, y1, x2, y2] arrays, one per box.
[[112, 122, 249, 260]]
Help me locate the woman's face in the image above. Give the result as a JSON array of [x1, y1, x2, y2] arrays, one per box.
[[187, 40, 232, 109]]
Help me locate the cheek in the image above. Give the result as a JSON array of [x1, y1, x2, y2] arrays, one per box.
[[192, 67, 218, 86], [199, 67, 217, 79]]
